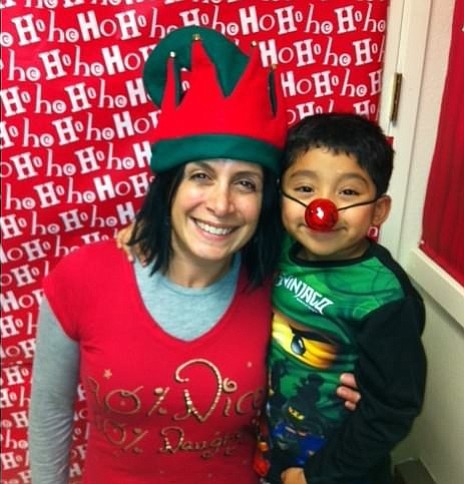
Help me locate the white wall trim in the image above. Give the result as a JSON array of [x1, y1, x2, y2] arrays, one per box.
[[406, 248, 464, 327]]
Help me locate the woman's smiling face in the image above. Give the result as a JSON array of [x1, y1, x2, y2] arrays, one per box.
[[170, 159, 264, 267]]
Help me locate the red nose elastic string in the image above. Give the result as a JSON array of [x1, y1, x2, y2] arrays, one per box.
[[282, 192, 378, 231]]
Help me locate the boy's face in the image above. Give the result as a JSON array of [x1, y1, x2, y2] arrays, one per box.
[[281, 147, 391, 261]]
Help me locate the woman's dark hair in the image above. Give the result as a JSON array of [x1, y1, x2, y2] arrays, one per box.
[[130, 163, 283, 287], [283, 113, 394, 196]]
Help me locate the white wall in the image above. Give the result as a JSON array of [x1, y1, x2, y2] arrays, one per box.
[[383, 1, 464, 483], [393, 293, 464, 484]]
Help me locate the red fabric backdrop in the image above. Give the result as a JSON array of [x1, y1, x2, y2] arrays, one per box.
[[420, 0, 464, 286], [0, 2, 388, 481]]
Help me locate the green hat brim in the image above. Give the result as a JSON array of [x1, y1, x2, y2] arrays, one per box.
[[151, 135, 282, 174]]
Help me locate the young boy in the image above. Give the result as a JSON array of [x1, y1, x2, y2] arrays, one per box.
[[258, 113, 426, 484]]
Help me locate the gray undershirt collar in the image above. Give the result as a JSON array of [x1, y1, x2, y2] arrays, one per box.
[[134, 254, 240, 341]]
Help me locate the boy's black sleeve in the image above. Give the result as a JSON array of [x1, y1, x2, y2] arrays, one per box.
[[302, 295, 426, 484]]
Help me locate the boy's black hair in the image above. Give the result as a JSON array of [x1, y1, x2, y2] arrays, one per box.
[[130, 164, 283, 288], [283, 113, 394, 196]]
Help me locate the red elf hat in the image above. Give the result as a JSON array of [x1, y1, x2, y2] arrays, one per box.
[[143, 26, 288, 174]]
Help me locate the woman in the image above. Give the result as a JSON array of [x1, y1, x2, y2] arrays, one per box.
[[29, 27, 358, 483]]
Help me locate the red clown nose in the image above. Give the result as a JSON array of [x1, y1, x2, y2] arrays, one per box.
[[304, 199, 339, 231], [282, 191, 379, 232]]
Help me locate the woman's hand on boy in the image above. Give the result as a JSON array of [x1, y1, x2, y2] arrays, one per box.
[[115, 222, 146, 265], [337, 372, 361, 411]]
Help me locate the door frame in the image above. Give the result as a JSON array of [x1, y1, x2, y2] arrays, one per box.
[[378, 0, 433, 257]]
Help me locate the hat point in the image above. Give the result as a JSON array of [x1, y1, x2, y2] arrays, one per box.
[[251, 40, 257, 47], [169, 51, 176, 58], [192, 33, 201, 41]]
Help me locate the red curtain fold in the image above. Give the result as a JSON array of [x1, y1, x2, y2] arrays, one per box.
[[420, 0, 464, 286]]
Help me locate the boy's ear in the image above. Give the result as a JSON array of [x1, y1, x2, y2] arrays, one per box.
[[372, 195, 391, 226]]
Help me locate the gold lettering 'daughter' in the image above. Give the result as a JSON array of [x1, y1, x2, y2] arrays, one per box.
[[159, 426, 242, 459]]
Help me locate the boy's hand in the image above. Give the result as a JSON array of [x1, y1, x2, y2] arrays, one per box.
[[115, 222, 146, 265], [337, 372, 361, 411], [281, 467, 307, 484]]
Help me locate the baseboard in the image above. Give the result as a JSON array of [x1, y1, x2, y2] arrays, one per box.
[[393, 459, 436, 484]]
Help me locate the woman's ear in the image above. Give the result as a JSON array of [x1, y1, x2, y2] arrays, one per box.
[[372, 195, 392, 226]]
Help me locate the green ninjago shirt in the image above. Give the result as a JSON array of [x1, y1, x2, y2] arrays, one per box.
[[264, 236, 426, 481]]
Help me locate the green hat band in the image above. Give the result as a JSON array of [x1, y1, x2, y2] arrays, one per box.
[[151, 134, 283, 174]]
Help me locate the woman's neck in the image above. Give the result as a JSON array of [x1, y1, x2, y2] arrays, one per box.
[[165, 255, 234, 288]]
